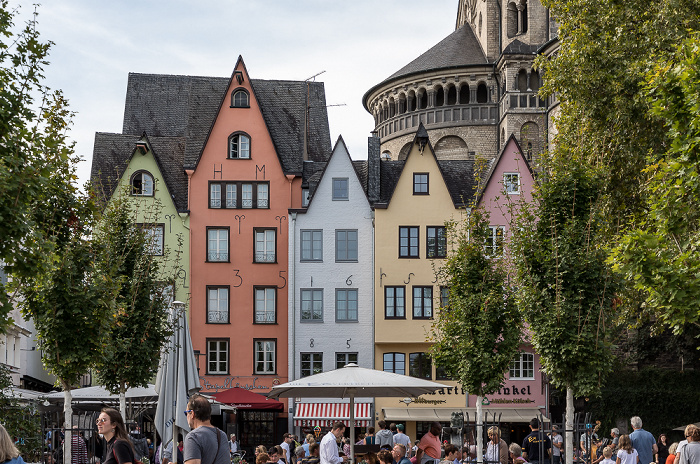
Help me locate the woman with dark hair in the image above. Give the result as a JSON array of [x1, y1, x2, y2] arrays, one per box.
[[0, 423, 26, 464], [377, 450, 393, 464], [658, 435, 669, 464], [97, 408, 135, 464]]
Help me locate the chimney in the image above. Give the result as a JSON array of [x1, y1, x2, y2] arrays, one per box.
[[368, 132, 381, 204]]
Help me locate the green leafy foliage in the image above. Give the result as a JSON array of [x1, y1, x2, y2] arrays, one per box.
[[0, 1, 80, 333], [611, 33, 700, 334], [0, 365, 43, 460], [93, 195, 176, 395], [511, 161, 617, 396], [430, 208, 523, 396]]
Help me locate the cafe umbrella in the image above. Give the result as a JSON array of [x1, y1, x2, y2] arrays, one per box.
[[267, 363, 447, 461]]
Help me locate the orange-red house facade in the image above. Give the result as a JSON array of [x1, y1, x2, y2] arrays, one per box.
[[187, 57, 332, 394]]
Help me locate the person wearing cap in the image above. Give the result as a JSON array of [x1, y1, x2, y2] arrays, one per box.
[[394, 425, 411, 450]]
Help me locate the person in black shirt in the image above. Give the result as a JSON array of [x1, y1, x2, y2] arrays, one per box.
[[97, 408, 135, 464], [522, 419, 551, 464]]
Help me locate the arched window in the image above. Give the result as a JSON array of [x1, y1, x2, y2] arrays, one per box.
[[507, 2, 518, 37], [399, 94, 407, 114], [389, 97, 396, 117], [476, 83, 488, 103], [435, 87, 445, 107], [518, 70, 529, 92], [408, 91, 416, 112], [131, 171, 154, 196], [459, 84, 470, 104], [522, 1, 528, 33], [446, 85, 457, 105], [530, 70, 541, 92], [228, 132, 251, 159], [418, 89, 428, 110], [231, 88, 249, 108]]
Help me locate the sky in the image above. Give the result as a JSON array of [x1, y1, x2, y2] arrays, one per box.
[[16, 0, 458, 186]]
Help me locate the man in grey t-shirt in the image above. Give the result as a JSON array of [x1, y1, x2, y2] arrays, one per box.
[[183, 394, 230, 464]]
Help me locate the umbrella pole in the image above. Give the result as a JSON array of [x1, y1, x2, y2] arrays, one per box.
[[349, 393, 355, 464]]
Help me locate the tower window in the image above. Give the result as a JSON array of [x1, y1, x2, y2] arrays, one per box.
[[477, 83, 488, 104]]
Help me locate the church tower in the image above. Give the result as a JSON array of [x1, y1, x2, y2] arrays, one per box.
[[364, 0, 557, 164]]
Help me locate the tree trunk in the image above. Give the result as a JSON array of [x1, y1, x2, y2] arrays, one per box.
[[63, 381, 73, 464], [566, 386, 574, 464], [476, 395, 483, 464], [120, 386, 127, 423]]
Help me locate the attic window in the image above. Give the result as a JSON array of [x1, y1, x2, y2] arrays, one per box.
[[231, 88, 250, 108], [131, 171, 154, 196], [135, 141, 149, 155], [413, 173, 429, 195], [228, 132, 251, 159], [302, 188, 310, 207]]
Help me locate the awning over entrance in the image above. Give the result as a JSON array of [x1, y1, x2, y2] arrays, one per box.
[[213, 387, 284, 410], [295, 402, 372, 427], [383, 407, 549, 423]]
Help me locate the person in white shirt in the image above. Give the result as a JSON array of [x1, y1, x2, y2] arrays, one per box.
[[320, 422, 348, 464], [600, 446, 616, 464], [230, 435, 239, 454], [393, 425, 411, 450], [281, 434, 294, 463]]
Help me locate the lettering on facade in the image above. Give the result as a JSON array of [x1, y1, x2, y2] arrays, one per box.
[[496, 385, 532, 395], [407, 397, 447, 405], [488, 398, 535, 404], [199, 376, 279, 393], [426, 386, 467, 395]]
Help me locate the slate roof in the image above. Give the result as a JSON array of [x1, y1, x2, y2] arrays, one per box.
[[352, 160, 369, 194], [364, 24, 488, 107], [502, 39, 540, 55], [90, 133, 189, 212], [92, 68, 332, 211]]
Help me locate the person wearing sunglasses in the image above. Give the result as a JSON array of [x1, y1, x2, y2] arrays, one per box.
[[97, 408, 136, 464], [182, 395, 229, 464]]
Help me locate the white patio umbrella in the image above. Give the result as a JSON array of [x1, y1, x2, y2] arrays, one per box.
[[267, 363, 448, 462], [155, 301, 201, 463]]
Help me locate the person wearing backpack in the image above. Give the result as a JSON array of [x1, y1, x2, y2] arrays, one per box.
[[97, 408, 136, 464]]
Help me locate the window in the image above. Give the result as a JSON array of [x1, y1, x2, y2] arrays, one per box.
[[254, 229, 276, 263], [257, 183, 269, 208], [399, 226, 419, 258], [409, 352, 432, 380], [335, 289, 358, 322], [210, 183, 221, 208], [509, 352, 535, 380], [208, 182, 269, 209], [140, 224, 164, 255], [440, 286, 450, 310], [413, 286, 433, 319], [385, 286, 406, 319], [301, 230, 323, 261], [332, 178, 349, 200], [435, 366, 452, 380], [231, 88, 250, 108], [254, 339, 276, 374], [426, 226, 446, 258], [383, 352, 405, 374], [413, 173, 429, 194], [504, 173, 520, 194], [300, 289, 323, 322], [302, 188, 310, 207], [131, 171, 154, 196], [228, 132, 251, 159], [486, 226, 505, 256], [254, 287, 276, 324], [300, 353, 323, 377], [336, 352, 358, 369], [207, 287, 229, 323], [207, 339, 228, 374], [207, 228, 229, 262], [335, 229, 358, 262]]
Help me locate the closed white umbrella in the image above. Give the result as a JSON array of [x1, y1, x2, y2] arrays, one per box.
[[155, 301, 201, 463], [268, 363, 447, 462]]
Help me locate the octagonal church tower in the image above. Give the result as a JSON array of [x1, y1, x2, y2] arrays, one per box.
[[363, 0, 557, 163]]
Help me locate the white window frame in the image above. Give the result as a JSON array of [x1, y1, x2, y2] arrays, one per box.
[[254, 229, 276, 263], [207, 287, 229, 323], [242, 183, 253, 208], [207, 228, 229, 262], [229, 133, 251, 159], [226, 184, 237, 208], [141, 224, 164, 256], [207, 339, 228, 374], [509, 352, 535, 380], [300, 230, 323, 261], [486, 226, 505, 256], [503, 172, 521, 194], [257, 183, 269, 208], [254, 339, 276, 374], [131, 171, 154, 196], [300, 288, 323, 322], [254, 287, 276, 324], [210, 183, 222, 208]]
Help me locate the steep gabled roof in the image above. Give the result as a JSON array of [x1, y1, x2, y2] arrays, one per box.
[[475, 133, 533, 204], [121, 71, 332, 173], [90, 132, 189, 212], [363, 24, 488, 108]]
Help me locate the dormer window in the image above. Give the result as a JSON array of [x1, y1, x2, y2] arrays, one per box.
[[231, 88, 250, 108], [131, 171, 154, 196], [228, 132, 251, 159]]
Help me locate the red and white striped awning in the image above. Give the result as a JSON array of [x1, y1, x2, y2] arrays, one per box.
[[294, 402, 372, 427]]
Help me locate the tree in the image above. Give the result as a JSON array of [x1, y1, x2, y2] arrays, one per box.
[[0, 365, 42, 461], [93, 195, 176, 418], [430, 208, 522, 463], [511, 161, 617, 464], [0, 1, 80, 334], [20, 192, 118, 464], [611, 33, 700, 335]]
